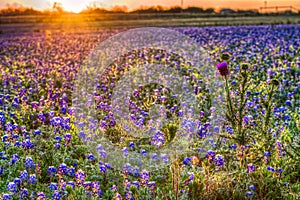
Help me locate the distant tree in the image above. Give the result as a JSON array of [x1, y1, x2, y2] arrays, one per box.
[[184, 6, 204, 13], [204, 8, 215, 13], [0, 4, 42, 16], [111, 5, 128, 13], [132, 6, 164, 13], [165, 6, 182, 13]]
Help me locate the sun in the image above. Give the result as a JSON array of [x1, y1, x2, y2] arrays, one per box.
[[50, 0, 90, 13]]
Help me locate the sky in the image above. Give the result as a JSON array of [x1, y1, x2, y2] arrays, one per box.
[[1, 0, 300, 13]]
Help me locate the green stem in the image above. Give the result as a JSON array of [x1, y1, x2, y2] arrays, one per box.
[[264, 84, 275, 153], [224, 76, 235, 127], [238, 75, 247, 145]]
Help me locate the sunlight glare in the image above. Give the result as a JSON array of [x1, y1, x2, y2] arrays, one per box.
[[49, 0, 91, 13]]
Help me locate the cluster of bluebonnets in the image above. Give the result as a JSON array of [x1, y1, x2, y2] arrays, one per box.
[[0, 25, 299, 199]]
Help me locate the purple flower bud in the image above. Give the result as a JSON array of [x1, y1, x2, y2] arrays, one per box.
[[216, 62, 230, 76]]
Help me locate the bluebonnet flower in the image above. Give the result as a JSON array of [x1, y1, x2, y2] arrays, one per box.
[[140, 149, 147, 156], [124, 179, 131, 190], [140, 170, 150, 184], [22, 139, 34, 150], [14, 178, 21, 186], [0, 111, 6, 125], [131, 181, 140, 189], [264, 151, 271, 157], [75, 169, 85, 185], [2, 134, 9, 142], [1, 194, 12, 200], [7, 182, 17, 193], [11, 154, 19, 165], [36, 192, 46, 200], [54, 135, 61, 142], [52, 191, 62, 200], [105, 163, 112, 169], [28, 174, 37, 184], [99, 119, 108, 130], [99, 150, 107, 158], [51, 117, 62, 127], [14, 141, 21, 147], [267, 166, 275, 172], [114, 193, 122, 200], [99, 163, 107, 173], [59, 179, 66, 190], [122, 147, 129, 156], [49, 182, 58, 191], [111, 184, 118, 192], [67, 181, 75, 188], [248, 185, 256, 190], [152, 153, 159, 160], [83, 181, 91, 190], [25, 157, 35, 169], [214, 155, 225, 167], [54, 143, 60, 149], [177, 110, 184, 117], [78, 131, 86, 139], [0, 166, 3, 175], [87, 153, 95, 161], [19, 170, 29, 181], [129, 166, 140, 177], [125, 191, 134, 200], [37, 113, 46, 123], [283, 182, 290, 187], [285, 100, 292, 106], [152, 130, 165, 147], [91, 181, 100, 194], [247, 164, 255, 173], [206, 150, 215, 162], [129, 141, 134, 148], [58, 163, 67, 175], [2, 155, 8, 160], [246, 191, 253, 197], [61, 106, 67, 114], [33, 129, 41, 136], [67, 166, 75, 177], [47, 166, 57, 176], [19, 188, 29, 198], [122, 163, 131, 174], [197, 125, 207, 138], [230, 144, 237, 149], [276, 168, 283, 173], [183, 157, 192, 165], [147, 181, 156, 190], [226, 126, 233, 134], [64, 133, 72, 144]]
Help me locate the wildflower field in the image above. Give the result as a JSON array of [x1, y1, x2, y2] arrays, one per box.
[[0, 24, 299, 199]]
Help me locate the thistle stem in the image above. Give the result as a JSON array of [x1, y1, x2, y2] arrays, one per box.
[[225, 75, 235, 127]]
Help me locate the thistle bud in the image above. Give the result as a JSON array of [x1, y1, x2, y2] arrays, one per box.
[[241, 63, 250, 70], [216, 62, 230, 76], [221, 52, 230, 61], [271, 79, 280, 86]]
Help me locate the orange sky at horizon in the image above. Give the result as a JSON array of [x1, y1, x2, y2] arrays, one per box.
[[1, 0, 300, 13]]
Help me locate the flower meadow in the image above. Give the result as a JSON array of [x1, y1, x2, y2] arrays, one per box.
[[0, 25, 299, 199]]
